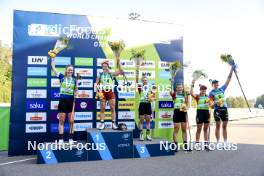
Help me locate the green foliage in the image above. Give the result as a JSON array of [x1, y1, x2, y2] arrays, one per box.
[[226, 96, 254, 108], [0, 41, 12, 102], [255, 94, 264, 108]]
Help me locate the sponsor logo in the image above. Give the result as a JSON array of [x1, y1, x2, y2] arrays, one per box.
[[78, 79, 93, 88], [118, 101, 135, 109], [159, 61, 170, 69], [27, 78, 47, 87], [159, 101, 174, 109], [120, 60, 135, 68], [26, 89, 47, 98], [97, 58, 115, 67], [140, 60, 155, 68], [54, 57, 71, 66], [123, 70, 135, 78], [26, 100, 47, 110], [159, 70, 170, 79], [139, 70, 155, 79], [51, 68, 65, 77], [75, 57, 93, 66], [158, 121, 173, 129], [74, 123, 93, 131], [118, 92, 135, 99], [159, 111, 173, 119], [75, 112, 93, 121], [28, 24, 60, 37], [158, 91, 171, 99], [76, 90, 93, 99], [28, 56, 47, 65], [51, 89, 60, 98], [118, 122, 135, 130], [96, 112, 112, 120], [97, 101, 110, 110], [26, 112, 47, 122], [26, 124, 47, 133], [50, 101, 59, 110], [51, 78, 60, 87], [75, 68, 93, 77], [96, 122, 112, 129], [50, 123, 69, 133], [75, 100, 94, 110], [27, 67, 47, 76], [118, 111, 135, 120]]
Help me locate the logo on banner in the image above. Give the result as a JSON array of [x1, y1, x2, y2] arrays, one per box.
[[75, 57, 93, 66], [74, 123, 93, 131], [159, 70, 170, 79], [123, 70, 135, 78], [96, 112, 111, 120], [97, 101, 110, 110], [28, 24, 60, 37], [118, 92, 135, 99], [140, 60, 155, 68], [118, 122, 135, 130], [159, 61, 170, 69], [76, 90, 93, 99], [27, 67, 47, 76], [26, 100, 47, 110], [120, 60, 135, 68], [75, 112, 93, 121], [139, 70, 155, 79], [97, 58, 115, 67], [159, 111, 173, 119], [75, 100, 93, 110], [96, 122, 112, 129], [26, 89, 47, 98], [26, 112, 47, 122], [54, 57, 71, 66], [158, 121, 173, 128], [118, 101, 135, 109], [159, 101, 174, 109], [27, 78, 47, 87], [50, 123, 69, 133], [26, 124, 47, 133], [28, 56, 47, 65], [51, 89, 60, 98], [75, 68, 93, 77], [118, 111, 135, 120], [158, 91, 171, 99], [77, 79, 93, 88], [51, 78, 61, 87], [50, 101, 59, 110]]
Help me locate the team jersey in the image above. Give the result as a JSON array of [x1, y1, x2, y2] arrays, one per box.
[[138, 84, 152, 103], [209, 85, 227, 109], [195, 95, 210, 110], [57, 72, 76, 99], [99, 72, 114, 90]]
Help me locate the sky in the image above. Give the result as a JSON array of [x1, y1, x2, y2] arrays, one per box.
[[0, 0, 264, 99]]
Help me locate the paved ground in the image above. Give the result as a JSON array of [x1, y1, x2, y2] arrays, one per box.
[[0, 117, 264, 176]]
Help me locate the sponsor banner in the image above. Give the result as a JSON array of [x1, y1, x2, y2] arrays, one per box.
[[28, 24, 60, 37], [51, 78, 60, 87], [118, 92, 135, 99], [96, 111, 111, 120], [75, 68, 93, 77], [76, 90, 93, 99], [159, 70, 170, 79], [118, 111, 135, 120], [26, 100, 47, 111], [26, 89, 47, 98], [139, 70, 155, 79], [96, 122, 112, 129], [139, 60, 155, 69], [158, 110, 173, 119], [27, 67, 47, 76], [74, 123, 93, 131], [28, 56, 47, 65], [159, 101, 174, 109], [50, 123, 69, 133], [51, 68, 65, 76], [75, 100, 94, 111], [50, 89, 60, 99], [75, 112, 93, 121], [118, 121, 135, 130], [123, 70, 135, 78], [159, 61, 170, 69], [120, 60, 135, 68], [75, 57, 93, 66], [97, 101, 110, 110], [26, 112, 47, 122], [158, 121, 173, 129], [118, 101, 135, 109], [27, 78, 47, 87], [158, 91, 171, 99], [26, 124, 47, 133], [54, 57, 71, 66], [97, 58, 115, 67], [77, 79, 93, 88], [50, 101, 59, 110]]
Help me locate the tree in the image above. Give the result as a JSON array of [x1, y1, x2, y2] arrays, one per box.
[[255, 94, 264, 108]]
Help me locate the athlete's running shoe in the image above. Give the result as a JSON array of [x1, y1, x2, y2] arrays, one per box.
[[112, 122, 118, 130], [139, 131, 144, 141], [146, 134, 152, 141], [98, 122, 105, 130]]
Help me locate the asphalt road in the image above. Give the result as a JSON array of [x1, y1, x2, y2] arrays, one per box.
[[0, 117, 264, 176]]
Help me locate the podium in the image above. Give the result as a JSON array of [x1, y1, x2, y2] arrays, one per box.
[[37, 130, 175, 164]]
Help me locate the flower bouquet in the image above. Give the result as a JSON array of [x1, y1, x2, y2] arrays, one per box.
[[48, 37, 70, 58], [192, 70, 208, 81]]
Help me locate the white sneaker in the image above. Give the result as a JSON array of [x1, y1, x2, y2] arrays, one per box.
[[146, 134, 152, 141], [98, 122, 105, 130], [139, 132, 144, 141], [112, 122, 118, 130]]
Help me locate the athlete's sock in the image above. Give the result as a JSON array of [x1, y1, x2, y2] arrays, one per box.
[[146, 129, 150, 134], [100, 120, 104, 123]]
